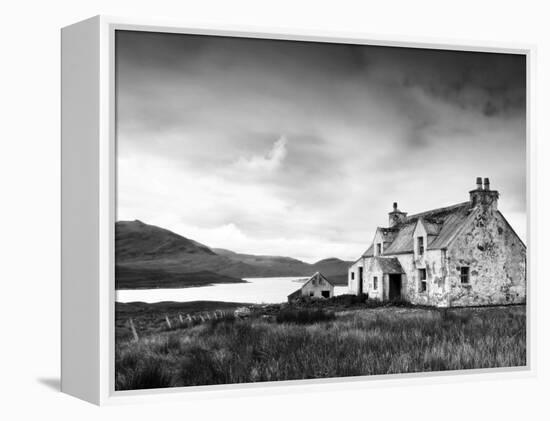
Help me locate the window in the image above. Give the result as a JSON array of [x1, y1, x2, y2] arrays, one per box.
[[351, 272, 355, 280], [309, 292, 314, 297], [373, 276, 378, 290], [460, 267, 470, 284], [376, 243, 382, 255], [418, 269, 427, 292], [321, 290, 330, 298], [417, 236, 424, 256]]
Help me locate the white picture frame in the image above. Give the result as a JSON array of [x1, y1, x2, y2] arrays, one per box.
[[61, 15, 536, 406]]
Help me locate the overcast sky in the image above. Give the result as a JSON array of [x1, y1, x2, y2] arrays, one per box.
[[115, 30, 526, 263]]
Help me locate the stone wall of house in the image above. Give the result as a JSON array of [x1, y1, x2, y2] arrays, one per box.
[[348, 260, 362, 295], [399, 250, 449, 306], [365, 257, 383, 300], [445, 207, 526, 306], [356, 252, 448, 305]]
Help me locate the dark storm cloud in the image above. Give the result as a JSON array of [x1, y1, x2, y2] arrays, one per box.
[[382, 47, 525, 116], [115, 30, 526, 261]]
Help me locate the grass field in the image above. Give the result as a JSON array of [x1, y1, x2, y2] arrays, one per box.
[[115, 302, 526, 390], [115, 301, 251, 340]]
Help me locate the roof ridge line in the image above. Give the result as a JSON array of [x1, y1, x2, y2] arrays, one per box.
[[406, 201, 471, 220]]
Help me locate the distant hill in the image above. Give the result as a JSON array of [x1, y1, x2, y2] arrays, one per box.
[[312, 257, 352, 275], [311, 258, 352, 285], [213, 249, 351, 284], [116, 220, 215, 261], [115, 220, 352, 288], [212, 248, 314, 275]]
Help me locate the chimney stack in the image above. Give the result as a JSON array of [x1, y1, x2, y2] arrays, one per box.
[[388, 202, 407, 227], [469, 177, 499, 210]]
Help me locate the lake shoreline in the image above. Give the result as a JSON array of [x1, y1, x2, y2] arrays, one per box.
[[116, 275, 315, 290], [115, 279, 251, 291], [115, 265, 248, 289], [115, 276, 350, 305]]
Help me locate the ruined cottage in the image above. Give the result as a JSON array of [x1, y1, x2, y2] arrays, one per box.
[[288, 272, 335, 302], [348, 178, 526, 307]]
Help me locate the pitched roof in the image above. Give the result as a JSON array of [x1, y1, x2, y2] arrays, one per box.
[[364, 202, 473, 256], [303, 271, 336, 287], [422, 219, 442, 235], [362, 244, 374, 257], [287, 288, 302, 300], [374, 257, 404, 273]]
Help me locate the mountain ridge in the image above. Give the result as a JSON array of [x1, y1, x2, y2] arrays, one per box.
[[116, 220, 215, 261], [115, 220, 351, 288]]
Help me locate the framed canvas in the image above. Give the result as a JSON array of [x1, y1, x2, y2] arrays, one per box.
[[61, 15, 535, 405]]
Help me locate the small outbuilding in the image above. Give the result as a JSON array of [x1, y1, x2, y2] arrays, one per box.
[[288, 272, 335, 302]]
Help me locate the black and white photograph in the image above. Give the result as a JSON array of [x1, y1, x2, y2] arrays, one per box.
[[113, 30, 527, 391]]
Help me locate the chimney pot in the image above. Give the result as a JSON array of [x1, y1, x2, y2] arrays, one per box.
[[476, 177, 483, 190], [393, 202, 398, 211], [483, 177, 490, 191]]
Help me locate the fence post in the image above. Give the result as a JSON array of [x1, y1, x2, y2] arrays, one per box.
[[129, 318, 139, 342]]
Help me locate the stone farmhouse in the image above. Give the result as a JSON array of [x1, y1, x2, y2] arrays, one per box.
[[288, 272, 336, 302], [348, 178, 526, 307]]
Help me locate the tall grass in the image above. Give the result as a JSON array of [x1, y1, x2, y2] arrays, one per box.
[[276, 308, 335, 324], [115, 306, 526, 390]]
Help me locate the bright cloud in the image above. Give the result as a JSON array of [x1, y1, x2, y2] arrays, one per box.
[[236, 135, 288, 172]]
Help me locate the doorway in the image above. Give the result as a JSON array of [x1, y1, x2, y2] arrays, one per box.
[[388, 274, 402, 300]]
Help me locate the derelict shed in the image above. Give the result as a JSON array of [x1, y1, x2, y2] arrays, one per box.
[[288, 272, 335, 302]]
